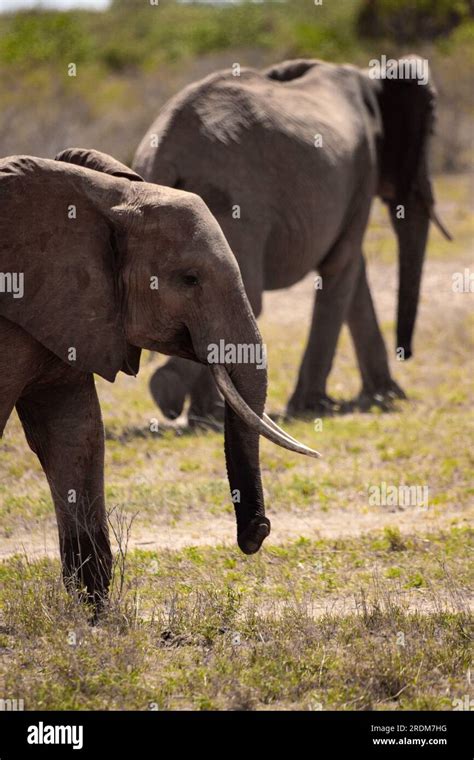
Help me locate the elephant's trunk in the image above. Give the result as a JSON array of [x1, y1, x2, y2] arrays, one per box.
[[390, 195, 430, 361], [203, 319, 319, 554], [220, 343, 270, 555]]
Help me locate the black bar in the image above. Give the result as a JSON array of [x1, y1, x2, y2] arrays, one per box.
[[0, 710, 472, 757]]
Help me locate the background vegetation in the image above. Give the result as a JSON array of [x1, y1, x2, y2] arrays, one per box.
[[0, 0, 472, 169]]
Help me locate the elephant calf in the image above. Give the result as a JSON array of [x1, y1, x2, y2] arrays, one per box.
[[0, 150, 318, 606], [134, 56, 450, 421]]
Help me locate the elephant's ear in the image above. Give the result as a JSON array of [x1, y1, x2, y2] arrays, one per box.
[[370, 56, 436, 204], [263, 59, 319, 82], [55, 147, 144, 183], [55, 148, 143, 376], [0, 155, 141, 382]]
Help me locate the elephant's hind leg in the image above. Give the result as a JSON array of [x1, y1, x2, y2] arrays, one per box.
[[347, 257, 406, 409], [286, 253, 363, 417], [16, 373, 112, 607]]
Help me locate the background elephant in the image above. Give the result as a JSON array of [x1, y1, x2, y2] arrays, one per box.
[[0, 149, 317, 606], [133, 56, 450, 422]]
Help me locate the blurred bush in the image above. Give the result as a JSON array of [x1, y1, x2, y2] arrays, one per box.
[[0, 1, 365, 72], [357, 0, 474, 43], [0, 0, 471, 172]]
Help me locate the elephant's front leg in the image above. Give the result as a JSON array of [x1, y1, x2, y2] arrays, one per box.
[[346, 256, 406, 409], [16, 373, 112, 607], [287, 255, 362, 417]]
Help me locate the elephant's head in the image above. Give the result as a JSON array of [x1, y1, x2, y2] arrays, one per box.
[[0, 149, 318, 555], [364, 56, 451, 360]]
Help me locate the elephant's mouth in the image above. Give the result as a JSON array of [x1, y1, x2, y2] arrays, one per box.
[[175, 325, 200, 362], [210, 364, 320, 458], [151, 325, 202, 363]]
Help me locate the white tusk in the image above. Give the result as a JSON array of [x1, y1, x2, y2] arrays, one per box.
[[210, 365, 321, 459], [429, 207, 453, 241], [262, 412, 312, 447]]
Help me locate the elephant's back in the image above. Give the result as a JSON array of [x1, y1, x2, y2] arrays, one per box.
[[134, 63, 367, 161], [184, 63, 367, 149], [133, 65, 377, 288]]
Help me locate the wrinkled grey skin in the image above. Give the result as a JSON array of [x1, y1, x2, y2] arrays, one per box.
[[0, 150, 273, 606], [134, 57, 443, 421]]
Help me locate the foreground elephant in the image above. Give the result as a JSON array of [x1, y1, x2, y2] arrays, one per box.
[[0, 149, 318, 605], [134, 57, 450, 421]]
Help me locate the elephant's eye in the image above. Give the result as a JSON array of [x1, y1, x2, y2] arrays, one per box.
[[182, 272, 199, 287]]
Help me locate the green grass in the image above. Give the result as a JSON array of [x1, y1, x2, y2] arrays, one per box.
[[0, 527, 471, 711]]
